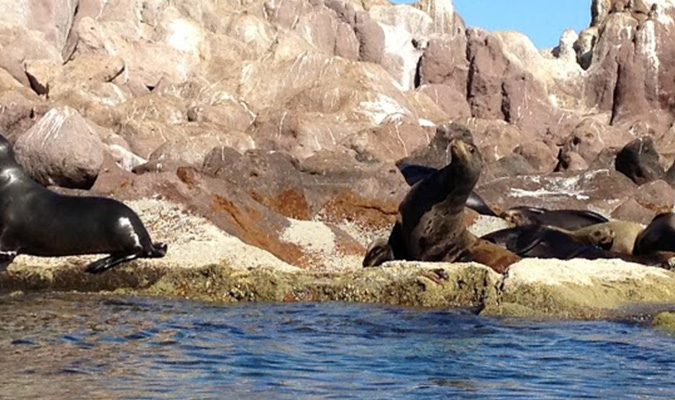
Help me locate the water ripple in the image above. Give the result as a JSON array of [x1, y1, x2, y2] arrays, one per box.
[[1, 293, 675, 399]]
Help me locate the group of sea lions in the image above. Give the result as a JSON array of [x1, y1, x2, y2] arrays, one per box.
[[363, 135, 675, 274]]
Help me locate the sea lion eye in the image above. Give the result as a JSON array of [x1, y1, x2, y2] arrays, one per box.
[[469, 146, 476, 154]]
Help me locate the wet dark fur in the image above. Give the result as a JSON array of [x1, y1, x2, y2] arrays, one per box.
[[0, 135, 166, 273]]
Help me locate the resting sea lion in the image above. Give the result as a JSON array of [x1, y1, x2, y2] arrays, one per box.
[[482, 225, 608, 260], [569, 221, 644, 254], [362, 237, 393, 267], [0, 135, 167, 273], [502, 206, 608, 231], [634, 213, 675, 255]]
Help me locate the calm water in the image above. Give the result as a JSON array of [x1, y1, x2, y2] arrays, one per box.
[[1, 294, 675, 399]]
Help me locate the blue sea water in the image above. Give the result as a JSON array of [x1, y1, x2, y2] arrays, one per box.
[[1, 293, 675, 399]]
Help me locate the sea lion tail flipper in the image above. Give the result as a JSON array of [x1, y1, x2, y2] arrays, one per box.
[[85, 253, 139, 274]]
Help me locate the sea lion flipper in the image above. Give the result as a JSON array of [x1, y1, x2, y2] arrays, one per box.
[[85, 253, 139, 274], [397, 163, 439, 186], [0, 250, 16, 272], [466, 192, 497, 217]]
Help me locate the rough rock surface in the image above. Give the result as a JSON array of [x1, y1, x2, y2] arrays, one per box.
[[14, 106, 107, 189], [2, 0, 675, 320]]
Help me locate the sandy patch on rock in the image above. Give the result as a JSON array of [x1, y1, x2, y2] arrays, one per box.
[[280, 218, 363, 272], [467, 215, 510, 238]]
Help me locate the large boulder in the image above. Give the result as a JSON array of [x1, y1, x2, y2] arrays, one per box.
[[14, 106, 106, 189], [0, 0, 78, 57]]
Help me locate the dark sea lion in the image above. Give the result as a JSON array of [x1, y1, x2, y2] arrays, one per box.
[[634, 213, 675, 255], [397, 162, 497, 216], [0, 135, 167, 273], [483, 224, 675, 268], [502, 206, 608, 231], [396, 139, 482, 262], [364, 138, 521, 273], [482, 225, 609, 260], [615, 136, 664, 185]]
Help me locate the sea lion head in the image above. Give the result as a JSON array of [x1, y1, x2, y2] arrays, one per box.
[[588, 226, 615, 250], [501, 208, 534, 226], [448, 138, 482, 183]]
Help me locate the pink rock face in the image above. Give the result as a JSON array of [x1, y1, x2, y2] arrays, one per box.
[[418, 36, 468, 93], [417, 84, 471, 121], [354, 11, 385, 63], [14, 106, 106, 189], [476, 169, 638, 216], [558, 119, 634, 168], [2, 0, 675, 270], [514, 141, 558, 173], [343, 121, 433, 163]]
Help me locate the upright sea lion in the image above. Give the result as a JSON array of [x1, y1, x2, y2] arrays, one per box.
[[397, 162, 497, 216], [396, 138, 482, 262], [502, 206, 608, 231], [615, 136, 664, 185], [364, 138, 521, 273], [0, 135, 167, 273]]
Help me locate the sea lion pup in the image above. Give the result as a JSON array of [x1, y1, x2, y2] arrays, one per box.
[[397, 162, 497, 216], [0, 135, 167, 273], [569, 221, 645, 254], [634, 213, 675, 255], [502, 206, 608, 231]]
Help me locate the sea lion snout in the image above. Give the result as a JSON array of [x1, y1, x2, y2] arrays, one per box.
[[449, 139, 470, 161]]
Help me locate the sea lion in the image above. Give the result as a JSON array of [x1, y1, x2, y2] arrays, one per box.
[[634, 213, 675, 255], [502, 206, 608, 231], [482, 225, 608, 260], [0, 135, 167, 273], [396, 138, 482, 262], [363, 138, 521, 273], [362, 237, 393, 267], [397, 162, 497, 216], [483, 224, 675, 268], [569, 220, 644, 254], [615, 136, 664, 185]]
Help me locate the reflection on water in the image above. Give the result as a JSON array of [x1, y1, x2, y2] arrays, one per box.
[[2, 293, 675, 399]]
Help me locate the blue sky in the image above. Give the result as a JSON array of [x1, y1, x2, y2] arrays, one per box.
[[408, 0, 592, 49]]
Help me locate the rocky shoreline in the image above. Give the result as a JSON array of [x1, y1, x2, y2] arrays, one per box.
[[2, 198, 675, 322], [3, 0, 675, 324], [6, 254, 675, 322]]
